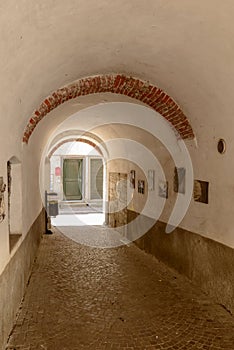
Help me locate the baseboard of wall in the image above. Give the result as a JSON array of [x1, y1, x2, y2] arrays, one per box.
[[127, 210, 234, 315], [0, 209, 45, 350]]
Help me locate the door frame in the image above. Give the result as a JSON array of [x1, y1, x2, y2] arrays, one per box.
[[62, 156, 85, 201]]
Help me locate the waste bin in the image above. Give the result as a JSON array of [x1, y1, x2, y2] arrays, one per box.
[[48, 200, 59, 217]]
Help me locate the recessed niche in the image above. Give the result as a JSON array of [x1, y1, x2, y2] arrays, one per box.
[[194, 180, 209, 204], [217, 139, 226, 154], [0, 176, 6, 223], [7, 157, 22, 252], [174, 167, 186, 194]]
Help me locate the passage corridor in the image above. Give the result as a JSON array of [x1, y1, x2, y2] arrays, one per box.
[[6, 230, 234, 350]]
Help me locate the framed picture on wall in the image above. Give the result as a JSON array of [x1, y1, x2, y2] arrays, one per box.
[[138, 180, 145, 194], [129, 170, 136, 189], [174, 167, 186, 194], [193, 180, 209, 204], [148, 169, 155, 191], [158, 180, 168, 199]]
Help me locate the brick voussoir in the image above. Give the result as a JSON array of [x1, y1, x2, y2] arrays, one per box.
[[22, 74, 194, 143]]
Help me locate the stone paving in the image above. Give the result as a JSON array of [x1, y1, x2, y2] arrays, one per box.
[[6, 228, 234, 350]]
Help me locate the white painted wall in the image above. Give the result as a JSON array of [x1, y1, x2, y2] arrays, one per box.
[[0, 135, 43, 274]]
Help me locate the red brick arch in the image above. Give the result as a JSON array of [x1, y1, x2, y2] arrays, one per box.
[[23, 74, 194, 143]]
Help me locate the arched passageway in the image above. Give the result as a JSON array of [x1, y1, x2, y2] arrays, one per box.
[[5, 101, 234, 348], [49, 139, 105, 226], [1, 1, 234, 349]]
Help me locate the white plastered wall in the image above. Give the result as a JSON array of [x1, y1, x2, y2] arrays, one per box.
[[0, 134, 43, 275]]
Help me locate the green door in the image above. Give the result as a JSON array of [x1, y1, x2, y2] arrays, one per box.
[[63, 159, 83, 200]]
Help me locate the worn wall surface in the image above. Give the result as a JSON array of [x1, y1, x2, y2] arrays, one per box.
[[0, 210, 45, 350], [127, 210, 234, 315], [108, 172, 128, 230], [106, 131, 234, 314]]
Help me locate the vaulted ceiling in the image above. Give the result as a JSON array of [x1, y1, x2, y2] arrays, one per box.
[[1, 0, 234, 147]]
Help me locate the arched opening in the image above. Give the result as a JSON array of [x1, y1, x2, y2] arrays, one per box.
[[22, 74, 195, 144], [36, 100, 194, 248], [47, 139, 106, 227]]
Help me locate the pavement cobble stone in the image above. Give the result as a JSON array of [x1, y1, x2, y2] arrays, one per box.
[[5, 229, 234, 350]]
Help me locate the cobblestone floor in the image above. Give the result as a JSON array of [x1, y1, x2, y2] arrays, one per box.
[[6, 228, 234, 350]]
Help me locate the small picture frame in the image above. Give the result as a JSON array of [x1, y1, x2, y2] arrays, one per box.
[[158, 180, 168, 199], [129, 170, 136, 189], [138, 180, 145, 194], [194, 180, 209, 204], [148, 169, 155, 191], [174, 167, 186, 194]]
